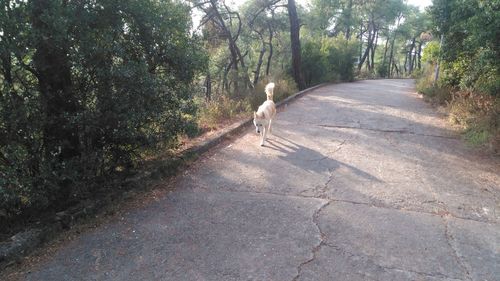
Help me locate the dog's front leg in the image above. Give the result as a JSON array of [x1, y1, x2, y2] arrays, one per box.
[[260, 126, 267, 146], [268, 119, 273, 135]]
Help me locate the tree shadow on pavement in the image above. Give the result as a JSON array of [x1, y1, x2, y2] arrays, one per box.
[[266, 135, 381, 183]]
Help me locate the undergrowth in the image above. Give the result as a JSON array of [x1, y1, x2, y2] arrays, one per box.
[[197, 77, 298, 131], [416, 67, 499, 153]]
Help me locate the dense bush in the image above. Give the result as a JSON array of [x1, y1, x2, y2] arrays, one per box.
[[321, 37, 358, 82], [0, 0, 206, 218], [440, 49, 500, 96], [430, 0, 499, 97], [301, 40, 328, 87], [301, 36, 357, 87]]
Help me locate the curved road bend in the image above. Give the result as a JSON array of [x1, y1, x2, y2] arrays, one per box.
[[5, 79, 500, 281]]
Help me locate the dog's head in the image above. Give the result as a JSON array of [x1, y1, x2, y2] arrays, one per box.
[[253, 111, 265, 134]]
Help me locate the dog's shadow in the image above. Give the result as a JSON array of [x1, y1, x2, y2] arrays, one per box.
[[265, 135, 380, 182]]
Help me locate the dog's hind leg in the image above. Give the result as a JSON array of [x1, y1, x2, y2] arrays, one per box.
[[268, 119, 273, 134]]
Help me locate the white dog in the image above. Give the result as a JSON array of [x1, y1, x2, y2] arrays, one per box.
[[253, 82, 276, 146]]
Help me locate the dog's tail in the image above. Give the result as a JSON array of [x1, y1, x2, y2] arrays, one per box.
[[265, 82, 275, 101]]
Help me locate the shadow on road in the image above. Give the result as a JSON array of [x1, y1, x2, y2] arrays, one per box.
[[266, 135, 381, 183]]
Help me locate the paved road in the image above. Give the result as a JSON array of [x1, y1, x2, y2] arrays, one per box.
[[6, 79, 500, 281]]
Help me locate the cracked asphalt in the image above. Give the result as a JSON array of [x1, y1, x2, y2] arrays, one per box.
[[6, 79, 500, 281]]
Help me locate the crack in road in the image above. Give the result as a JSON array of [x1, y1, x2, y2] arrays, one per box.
[[291, 200, 331, 281], [315, 124, 458, 139], [215, 188, 497, 225], [289, 216, 467, 281], [320, 242, 466, 281], [443, 216, 473, 281]]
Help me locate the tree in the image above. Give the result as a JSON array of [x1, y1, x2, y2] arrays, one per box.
[[0, 0, 206, 216], [356, 0, 405, 73], [397, 6, 430, 75], [194, 0, 252, 93], [429, 0, 500, 95], [242, 0, 282, 85], [287, 0, 305, 90]]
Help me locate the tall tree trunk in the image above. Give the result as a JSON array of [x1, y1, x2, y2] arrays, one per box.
[[266, 23, 274, 76], [31, 0, 80, 161], [223, 60, 231, 91], [412, 52, 417, 72], [0, 51, 13, 86], [287, 0, 305, 90], [345, 0, 353, 40], [358, 28, 372, 71], [358, 20, 376, 72], [434, 34, 444, 84], [408, 37, 415, 74], [370, 30, 378, 71], [1, 1, 14, 87], [253, 45, 266, 86], [388, 39, 395, 77], [205, 72, 212, 101], [388, 14, 402, 77], [358, 23, 364, 64], [403, 52, 408, 74], [393, 62, 399, 76], [417, 41, 422, 70], [381, 37, 389, 76]]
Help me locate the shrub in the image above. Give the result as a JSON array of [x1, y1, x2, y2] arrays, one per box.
[[376, 63, 390, 78], [321, 37, 358, 82], [421, 41, 440, 65], [446, 91, 499, 151], [301, 40, 328, 87], [464, 126, 491, 147], [358, 69, 379, 80], [197, 96, 250, 130], [301, 36, 357, 87]]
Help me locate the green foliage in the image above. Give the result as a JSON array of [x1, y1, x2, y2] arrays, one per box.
[[415, 65, 450, 105], [421, 41, 440, 64], [430, 0, 500, 96], [301, 39, 328, 86], [421, 85, 451, 105], [321, 36, 358, 81], [426, 0, 500, 150], [464, 127, 491, 147], [301, 35, 357, 87], [0, 0, 206, 217], [376, 59, 390, 78]]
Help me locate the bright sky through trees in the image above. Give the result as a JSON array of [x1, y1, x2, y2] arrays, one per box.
[[407, 0, 432, 10], [223, 0, 432, 9]]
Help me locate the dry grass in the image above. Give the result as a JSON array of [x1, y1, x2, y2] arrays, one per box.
[[448, 92, 499, 152], [197, 96, 251, 130], [416, 69, 499, 153], [197, 77, 298, 131]]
